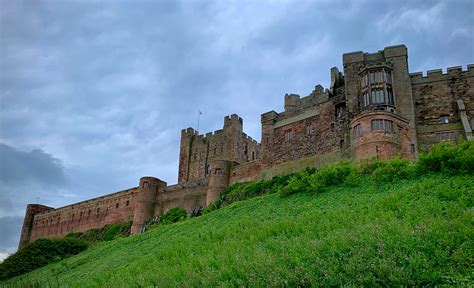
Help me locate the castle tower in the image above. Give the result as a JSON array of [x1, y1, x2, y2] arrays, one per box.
[[206, 160, 232, 206], [344, 45, 417, 160], [178, 128, 198, 184], [18, 204, 53, 249], [260, 111, 278, 167], [131, 176, 166, 235], [222, 114, 243, 161]]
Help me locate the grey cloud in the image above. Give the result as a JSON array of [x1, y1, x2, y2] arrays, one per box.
[[0, 216, 23, 254], [0, 144, 66, 187]]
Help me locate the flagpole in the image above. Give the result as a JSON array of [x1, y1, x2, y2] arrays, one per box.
[[197, 110, 201, 133]]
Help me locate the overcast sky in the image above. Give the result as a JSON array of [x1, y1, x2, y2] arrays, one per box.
[[0, 0, 473, 259]]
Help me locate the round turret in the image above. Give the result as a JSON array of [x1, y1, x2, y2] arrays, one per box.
[[18, 204, 53, 249], [131, 176, 166, 235], [206, 160, 232, 206], [350, 111, 416, 160]]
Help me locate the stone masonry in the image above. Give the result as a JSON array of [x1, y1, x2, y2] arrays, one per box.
[[19, 44, 473, 249]]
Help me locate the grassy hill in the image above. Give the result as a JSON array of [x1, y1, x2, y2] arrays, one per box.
[[2, 142, 473, 287]]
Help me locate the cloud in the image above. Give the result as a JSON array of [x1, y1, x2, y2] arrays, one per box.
[[0, 144, 66, 187], [0, 252, 9, 263], [0, 144, 67, 217], [376, 2, 445, 33], [0, 216, 23, 255]]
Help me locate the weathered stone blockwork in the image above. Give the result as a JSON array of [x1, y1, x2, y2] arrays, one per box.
[[178, 114, 261, 184], [410, 66, 474, 151], [19, 44, 473, 249]]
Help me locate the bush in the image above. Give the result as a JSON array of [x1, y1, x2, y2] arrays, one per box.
[[65, 222, 131, 243], [359, 159, 386, 175], [159, 207, 187, 224], [307, 161, 355, 193], [216, 175, 294, 206], [418, 140, 474, 174], [372, 158, 416, 184], [103, 223, 124, 241], [0, 238, 88, 280], [279, 171, 311, 197]]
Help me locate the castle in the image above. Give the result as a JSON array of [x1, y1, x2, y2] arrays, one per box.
[[19, 44, 473, 249]]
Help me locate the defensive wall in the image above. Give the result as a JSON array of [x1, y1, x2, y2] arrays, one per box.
[[19, 44, 473, 249], [410, 65, 474, 151]]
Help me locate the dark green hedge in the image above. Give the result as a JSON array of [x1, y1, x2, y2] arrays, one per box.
[[65, 221, 131, 243], [0, 238, 88, 280]]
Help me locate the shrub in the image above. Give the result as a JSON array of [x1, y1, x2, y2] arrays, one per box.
[[307, 161, 355, 193], [372, 158, 416, 183], [103, 223, 124, 241], [279, 171, 311, 197], [359, 159, 386, 175], [0, 238, 88, 280], [65, 222, 131, 243], [159, 207, 187, 224], [418, 140, 474, 174], [217, 175, 294, 206]]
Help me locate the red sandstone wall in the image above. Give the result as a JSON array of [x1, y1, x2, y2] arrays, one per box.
[[156, 180, 207, 216], [229, 160, 262, 184], [350, 112, 416, 160], [28, 188, 136, 242]]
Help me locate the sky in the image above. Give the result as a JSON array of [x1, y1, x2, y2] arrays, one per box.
[[0, 0, 473, 260]]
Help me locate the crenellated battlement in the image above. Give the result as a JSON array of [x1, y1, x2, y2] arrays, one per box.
[[181, 127, 199, 136], [224, 114, 243, 125], [410, 64, 474, 84]]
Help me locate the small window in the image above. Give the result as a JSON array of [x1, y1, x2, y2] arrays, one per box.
[[284, 130, 293, 141], [436, 132, 455, 142], [143, 181, 149, 188], [335, 105, 345, 118], [438, 116, 449, 124], [330, 123, 335, 132], [411, 144, 416, 153], [205, 165, 211, 175], [353, 124, 362, 137], [116, 203, 119, 209], [306, 126, 314, 135], [371, 119, 393, 132], [88, 210, 91, 216], [339, 139, 344, 148], [126, 200, 130, 207], [213, 147, 217, 155], [215, 168, 222, 176], [252, 151, 255, 160], [387, 89, 394, 105]]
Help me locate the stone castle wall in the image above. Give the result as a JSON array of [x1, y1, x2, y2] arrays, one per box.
[[178, 114, 260, 184], [27, 188, 136, 244], [19, 44, 473, 249], [410, 65, 474, 152], [261, 96, 346, 167]]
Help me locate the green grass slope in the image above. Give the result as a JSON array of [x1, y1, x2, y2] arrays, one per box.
[[2, 173, 473, 287]]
